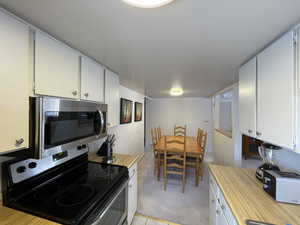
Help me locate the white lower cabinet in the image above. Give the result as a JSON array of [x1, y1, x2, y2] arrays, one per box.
[[127, 162, 138, 225], [209, 173, 238, 225]]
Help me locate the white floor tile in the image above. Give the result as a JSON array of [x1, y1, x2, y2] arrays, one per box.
[[132, 216, 147, 225], [146, 219, 169, 225]]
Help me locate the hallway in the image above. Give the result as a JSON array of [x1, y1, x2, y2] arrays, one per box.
[[136, 147, 211, 225]]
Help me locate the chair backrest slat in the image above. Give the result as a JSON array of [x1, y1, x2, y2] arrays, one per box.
[[174, 125, 187, 137]]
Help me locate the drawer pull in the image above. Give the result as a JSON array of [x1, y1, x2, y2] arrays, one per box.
[[72, 90, 78, 96]]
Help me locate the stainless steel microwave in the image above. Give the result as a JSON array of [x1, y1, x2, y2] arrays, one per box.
[[30, 97, 107, 159]]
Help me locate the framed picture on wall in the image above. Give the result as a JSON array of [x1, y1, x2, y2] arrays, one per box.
[[134, 102, 143, 122], [120, 98, 133, 124]]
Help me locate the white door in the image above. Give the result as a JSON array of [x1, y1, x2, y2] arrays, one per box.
[[257, 31, 295, 149], [105, 69, 119, 127], [34, 31, 80, 99], [127, 171, 137, 225], [209, 188, 217, 225], [81, 56, 104, 102], [0, 11, 29, 152], [239, 57, 257, 138]]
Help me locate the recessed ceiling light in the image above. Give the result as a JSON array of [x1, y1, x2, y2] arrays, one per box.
[[122, 0, 175, 8], [170, 87, 183, 96]]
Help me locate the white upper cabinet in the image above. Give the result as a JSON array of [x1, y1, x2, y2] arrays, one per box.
[[80, 56, 104, 102], [34, 31, 80, 99], [239, 57, 257, 138], [257, 31, 295, 149], [0, 11, 29, 152], [105, 69, 120, 127]]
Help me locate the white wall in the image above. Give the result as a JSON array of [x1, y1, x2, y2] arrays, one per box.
[[213, 131, 235, 166], [146, 97, 212, 153], [89, 85, 145, 156], [212, 85, 242, 167]]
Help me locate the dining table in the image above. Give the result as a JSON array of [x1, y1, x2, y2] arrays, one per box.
[[155, 135, 204, 186]]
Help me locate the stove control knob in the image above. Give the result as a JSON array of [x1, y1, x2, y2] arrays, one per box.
[[28, 162, 37, 169], [16, 166, 26, 173]]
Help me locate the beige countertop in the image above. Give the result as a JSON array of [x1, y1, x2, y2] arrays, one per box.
[[88, 153, 142, 168], [209, 164, 300, 225], [0, 153, 142, 225]]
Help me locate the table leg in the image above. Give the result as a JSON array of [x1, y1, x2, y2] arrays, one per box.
[[157, 152, 160, 181], [196, 156, 200, 186]]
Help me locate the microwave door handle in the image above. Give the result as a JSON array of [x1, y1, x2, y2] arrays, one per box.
[[98, 110, 105, 134]]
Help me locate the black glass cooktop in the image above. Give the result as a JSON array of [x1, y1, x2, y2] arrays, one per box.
[[6, 159, 128, 225]]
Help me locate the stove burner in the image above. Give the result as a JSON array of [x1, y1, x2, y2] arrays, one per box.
[[56, 184, 95, 208]]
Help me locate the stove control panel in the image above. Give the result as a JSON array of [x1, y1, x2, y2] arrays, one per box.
[[10, 148, 88, 184]]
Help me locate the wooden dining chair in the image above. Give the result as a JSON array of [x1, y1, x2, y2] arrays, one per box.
[[198, 130, 208, 181], [156, 127, 162, 140], [151, 128, 159, 175], [174, 125, 187, 137], [164, 136, 186, 193], [187, 129, 208, 186]]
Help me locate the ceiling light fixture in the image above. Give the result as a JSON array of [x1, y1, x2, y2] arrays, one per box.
[[122, 0, 175, 8], [170, 87, 183, 96]]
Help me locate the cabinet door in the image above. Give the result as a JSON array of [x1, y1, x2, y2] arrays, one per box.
[[127, 170, 137, 225], [239, 57, 257, 138], [0, 11, 29, 152], [105, 69, 119, 127], [209, 187, 217, 225], [81, 56, 104, 102], [35, 31, 80, 99], [216, 205, 229, 225], [257, 31, 295, 149]]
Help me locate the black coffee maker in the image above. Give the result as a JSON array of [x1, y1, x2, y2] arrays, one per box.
[[256, 143, 281, 182]]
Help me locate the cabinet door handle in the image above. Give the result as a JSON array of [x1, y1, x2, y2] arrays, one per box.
[[84, 93, 89, 97], [221, 205, 225, 210], [72, 90, 78, 96], [211, 199, 215, 203], [256, 131, 262, 136], [15, 138, 24, 146], [248, 129, 252, 133], [216, 210, 220, 215]]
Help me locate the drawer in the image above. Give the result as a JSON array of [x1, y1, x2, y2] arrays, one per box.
[[219, 191, 238, 225], [128, 162, 137, 178], [209, 172, 219, 197]]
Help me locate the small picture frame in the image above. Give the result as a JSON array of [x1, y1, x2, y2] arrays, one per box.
[[134, 102, 143, 122], [120, 98, 133, 124]]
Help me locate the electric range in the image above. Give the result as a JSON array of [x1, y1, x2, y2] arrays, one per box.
[[2, 153, 129, 225]]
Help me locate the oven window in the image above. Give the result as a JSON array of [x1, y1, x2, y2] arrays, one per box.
[[94, 187, 126, 225], [44, 111, 100, 149]]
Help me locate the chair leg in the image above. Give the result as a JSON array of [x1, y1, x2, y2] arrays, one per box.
[[164, 156, 167, 191], [182, 168, 186, 193], [157, 154, 161, 181], [196, 157, 200, 186], [200, 161, 204, 181]]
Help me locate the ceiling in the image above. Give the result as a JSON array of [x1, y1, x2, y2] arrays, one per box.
[[1, 0, 300, 97]]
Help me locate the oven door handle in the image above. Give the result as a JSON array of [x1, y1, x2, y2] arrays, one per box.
[[93, 179, 128, 224], [97, 110, 105, 135]]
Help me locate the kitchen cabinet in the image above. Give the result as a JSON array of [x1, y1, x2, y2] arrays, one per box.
[[127, 162, 138, 225], [0, 11, 29, 153], [257, 31, 295, 149], [105, 69, 119, 127], [80, 56, 104, 102], [209, 187, 217, 225], [209, 173, 238, 225], [238, 57, 257, 138], [34, 31, 80, 99]]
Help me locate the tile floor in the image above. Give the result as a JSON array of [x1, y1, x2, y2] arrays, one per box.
[[132, 214, 180, 225], [136, 146, 213, 225]]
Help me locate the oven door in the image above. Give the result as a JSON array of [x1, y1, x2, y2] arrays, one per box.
[[35, 97, 107, 158], [86, 180, 128, 225]]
